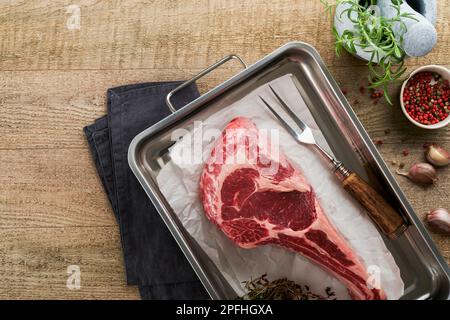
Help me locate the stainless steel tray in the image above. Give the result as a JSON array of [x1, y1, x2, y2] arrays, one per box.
[[128, 42, 450, 300]]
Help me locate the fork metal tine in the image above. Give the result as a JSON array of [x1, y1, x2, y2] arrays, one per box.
[[268, 84, 307, 131], [259, 96, 302, 141]]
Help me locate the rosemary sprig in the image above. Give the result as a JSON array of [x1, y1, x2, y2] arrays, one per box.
[[238, 274, 336, 300], [321, 0, 418, 105]]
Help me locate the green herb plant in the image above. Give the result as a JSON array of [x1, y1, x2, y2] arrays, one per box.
[[321, 0, 417, 105]]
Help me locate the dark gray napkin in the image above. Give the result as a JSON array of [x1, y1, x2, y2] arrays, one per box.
[[84, 81, 209, 299]]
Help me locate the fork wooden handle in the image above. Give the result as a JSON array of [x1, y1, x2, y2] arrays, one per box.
[[341, 172, 407, 239]]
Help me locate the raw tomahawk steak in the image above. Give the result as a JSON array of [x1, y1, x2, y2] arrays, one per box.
[[200, 117, 386, 300]]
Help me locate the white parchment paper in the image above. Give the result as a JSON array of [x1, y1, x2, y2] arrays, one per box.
[[156, 75, 404, 299]]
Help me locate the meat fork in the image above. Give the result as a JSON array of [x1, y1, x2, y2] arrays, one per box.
[[259, 85, 407, 239]]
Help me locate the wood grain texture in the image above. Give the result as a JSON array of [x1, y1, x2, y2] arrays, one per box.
[[0, 226, 139, 299], [342, 172, 406, 238], [330, 66, 450, 144], [378, 143, 450, 262], [0, 0, 448, 299], [0, 69, 242, 149], [0, 148, 115, 228], [0, 0, 448, 71]]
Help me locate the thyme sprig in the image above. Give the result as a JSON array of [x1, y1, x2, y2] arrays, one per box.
[[238, 274, 336, 300], [321, 0, 418, 105]]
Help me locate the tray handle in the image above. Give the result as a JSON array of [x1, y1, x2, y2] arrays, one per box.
[[166, 54, 247, 113]]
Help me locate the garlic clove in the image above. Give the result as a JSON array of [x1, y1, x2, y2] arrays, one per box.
[[425, 144, 450, 167], [396, 162, 437, 185], [427, 208, 450, 234]]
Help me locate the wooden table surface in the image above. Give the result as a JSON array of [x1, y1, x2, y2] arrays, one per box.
[[0, 0, 448, 299]]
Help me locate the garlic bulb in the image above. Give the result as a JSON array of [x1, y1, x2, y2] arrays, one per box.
[[427, 208, 450, 234], [396, 163, 437, 185], [425, 144, 450, 167]]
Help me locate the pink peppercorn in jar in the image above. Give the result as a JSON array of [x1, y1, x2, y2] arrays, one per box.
[[400, 65, 450, 129]]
